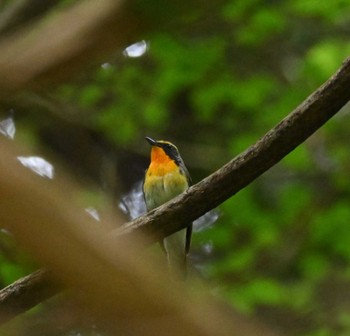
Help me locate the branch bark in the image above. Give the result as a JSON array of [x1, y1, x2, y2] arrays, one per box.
[[117, 57, 350, 243], [0, 269, 59, 324]]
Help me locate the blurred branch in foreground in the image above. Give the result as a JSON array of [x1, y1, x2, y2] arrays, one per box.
[[0, 0, 137, 93], [0, 0, 198, 94], [0, 1, 349, 335], [0, 138, 280, 336]]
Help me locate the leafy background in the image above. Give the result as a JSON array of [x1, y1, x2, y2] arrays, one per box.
[[2, 0, 350, 335]]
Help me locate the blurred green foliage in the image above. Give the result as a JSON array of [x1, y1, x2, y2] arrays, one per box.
[[56, 0, 350, 334], [3, 0, 350, 334]]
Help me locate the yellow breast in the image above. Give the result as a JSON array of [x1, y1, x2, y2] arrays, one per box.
[[144, 145, 189, 210], [144, 166, 188, 211]]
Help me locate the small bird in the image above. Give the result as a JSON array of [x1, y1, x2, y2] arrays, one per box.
[[143, 137, 192, 278]]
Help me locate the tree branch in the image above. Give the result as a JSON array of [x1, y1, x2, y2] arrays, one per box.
[[0, 269, 59, 324], [117, 57, 350, 243], [1, 57, 350, 329]]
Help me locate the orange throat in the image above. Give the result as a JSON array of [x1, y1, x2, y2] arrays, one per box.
[[147, 146, 177, 176]]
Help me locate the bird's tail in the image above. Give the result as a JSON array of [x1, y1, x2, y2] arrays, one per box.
[[163, 229, 188, 279]]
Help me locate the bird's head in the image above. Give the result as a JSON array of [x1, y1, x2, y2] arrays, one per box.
[[146, 136, 182, 165], [145, 136, 191, 183]]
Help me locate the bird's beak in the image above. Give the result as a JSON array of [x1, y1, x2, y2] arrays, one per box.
[[145, 136, 157, 146]]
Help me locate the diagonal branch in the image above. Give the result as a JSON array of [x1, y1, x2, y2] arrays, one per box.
[[1, 57, 350, 327], [116, 57, 350, 243]]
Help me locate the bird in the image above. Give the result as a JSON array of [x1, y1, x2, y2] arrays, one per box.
[[143, 136, 192, 278]]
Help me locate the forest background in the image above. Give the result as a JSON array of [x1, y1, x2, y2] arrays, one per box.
[[0, 1, 350, 335]]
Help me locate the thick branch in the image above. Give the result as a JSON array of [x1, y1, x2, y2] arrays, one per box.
[[117, 57, 350, 242]]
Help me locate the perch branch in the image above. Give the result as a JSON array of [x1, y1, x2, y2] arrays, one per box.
[[117, 57, 350, 243]]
